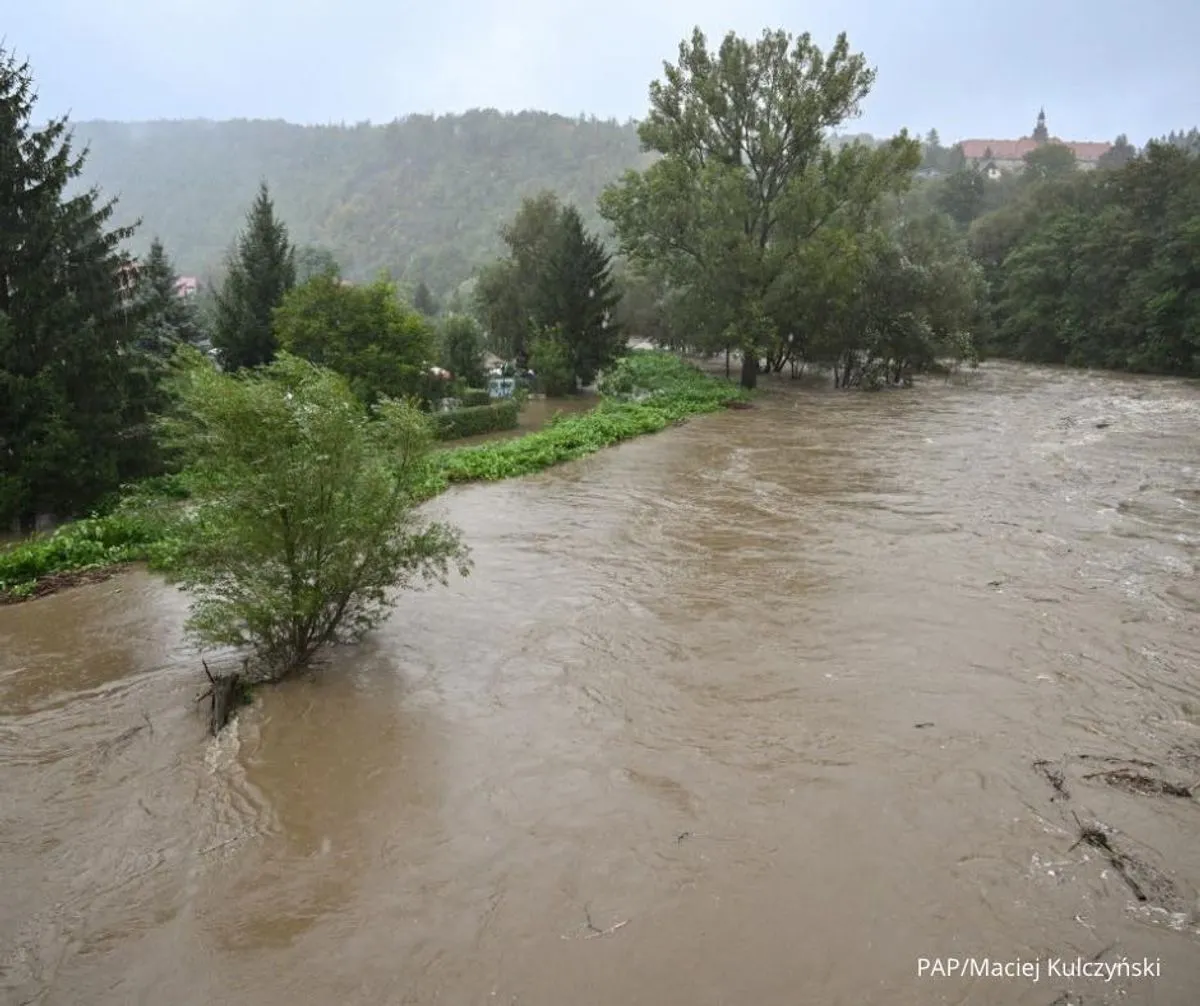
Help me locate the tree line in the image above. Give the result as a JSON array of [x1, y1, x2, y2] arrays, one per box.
[[0, 44, 626, 530], [909, 134, 1200, 375]]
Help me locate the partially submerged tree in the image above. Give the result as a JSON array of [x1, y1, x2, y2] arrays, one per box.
[[599, 27, 921, 388], [212, 181, 296, 370], [161, 351, 469, 678]]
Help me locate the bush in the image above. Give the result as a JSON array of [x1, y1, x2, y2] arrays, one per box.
[[433, 353, 746, 483], [159, 353, 469, 677], [0, 512, 166, 596], [459, 388, 492, 408], [428, 400, 519, 440]]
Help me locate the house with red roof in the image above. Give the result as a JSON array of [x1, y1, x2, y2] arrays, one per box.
[[958, 110, 1112, 177]]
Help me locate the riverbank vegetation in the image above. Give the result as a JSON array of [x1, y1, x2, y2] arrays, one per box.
[[160, 353, 469, 678], [0, 352, 740, 604], [598, 29, 985, 390]]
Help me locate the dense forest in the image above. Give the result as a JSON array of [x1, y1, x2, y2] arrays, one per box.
[[72, 113, 652, 294]]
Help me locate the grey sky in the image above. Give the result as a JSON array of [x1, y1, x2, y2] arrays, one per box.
[[8, 0, 1197, 145]]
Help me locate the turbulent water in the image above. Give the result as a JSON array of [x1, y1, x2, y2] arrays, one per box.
[[2, 363, 1199, 1006]]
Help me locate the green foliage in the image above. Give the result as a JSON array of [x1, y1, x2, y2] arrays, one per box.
[[528, 329, 576, 395], [413, 281, 439, 317], [71, 112, 653, 295], [935, 169, 986, 228], [294, 244, 340, 282], [0, 46, 154, 528], [0, 512, 165, 597], [435, 353, 743, 484], [157, 352, 469, 676], [274, 274, 434, 405], [134, 238, 207, 354], [599, 26, 921, 388], [973, 142, 1200, 375], [533, 205, 622, 385], [2, 352, 743, 601], [428, 401, 519, 440], [458, 388, 492, 408], [437, 313, 487, 387], [475, 194, 622, 385], [212, 182, 296, 370], [1022, 143, 1077, 184]]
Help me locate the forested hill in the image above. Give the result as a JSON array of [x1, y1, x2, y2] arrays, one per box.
[[72, 111, 651, 294]]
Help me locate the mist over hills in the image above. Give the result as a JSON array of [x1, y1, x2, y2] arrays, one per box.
[[72, 111, 656, 295]]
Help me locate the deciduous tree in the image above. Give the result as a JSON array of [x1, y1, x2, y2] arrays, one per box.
[[274, 274, 433, 405], [599, 27, 920, 388], [161, 352, 469, 677]]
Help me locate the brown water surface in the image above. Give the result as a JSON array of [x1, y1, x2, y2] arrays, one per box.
[[3, 363, 1200, 1005]]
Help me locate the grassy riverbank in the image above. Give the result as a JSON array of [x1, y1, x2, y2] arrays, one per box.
[[0, 353, 747, 603]]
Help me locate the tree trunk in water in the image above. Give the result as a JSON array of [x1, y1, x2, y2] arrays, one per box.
[[739, 352, 758, 390]]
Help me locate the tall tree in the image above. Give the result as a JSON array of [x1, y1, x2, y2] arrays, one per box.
[[0, 46, 149, 528], [532, 205, 622, 386], [1022, 143, 1077, 183], [1098, 134, 1137, 170], [294, 243, 340, 283], [212, 181, 295, 370], [599, 27, 920, 388], [412, 280, 439, 317], [474, 191, 565, 363], [436, 313, 487, 387]]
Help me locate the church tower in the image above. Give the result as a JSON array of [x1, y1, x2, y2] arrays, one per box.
[[1033, 108, 1049, 144]]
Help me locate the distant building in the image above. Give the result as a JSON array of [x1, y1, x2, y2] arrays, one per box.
[[959, 109, 1112, 178], [175, 276, 200, 298]]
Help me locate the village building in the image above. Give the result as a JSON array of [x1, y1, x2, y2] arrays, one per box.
[[959, 110, 1112, 178]]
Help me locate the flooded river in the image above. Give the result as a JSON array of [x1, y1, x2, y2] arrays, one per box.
[[2, 363, 1199, 1005]]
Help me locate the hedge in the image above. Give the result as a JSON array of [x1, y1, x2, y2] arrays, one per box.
[[459, 388, 492, 407], [428, 400, 519, 440]]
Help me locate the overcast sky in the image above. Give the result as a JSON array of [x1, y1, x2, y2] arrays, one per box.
[[8, 0, 1197, 145]]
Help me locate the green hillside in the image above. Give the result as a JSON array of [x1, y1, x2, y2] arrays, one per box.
[[72, 111, 652, 294]]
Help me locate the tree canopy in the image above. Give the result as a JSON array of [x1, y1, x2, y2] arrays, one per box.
[[0, 46, 154, 527], [599, 27, 921, 387], [274, 274, 434, 405], [161, 351, 469, 676], [212, 182, 296, 370]]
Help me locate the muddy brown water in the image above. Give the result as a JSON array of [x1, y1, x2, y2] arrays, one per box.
[[3, 363, 1199, 1006]]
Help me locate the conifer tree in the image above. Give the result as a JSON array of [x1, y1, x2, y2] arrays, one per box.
[[212, 182, 295, 370], [533, 206, 622, 387], [135, 237, 204, 356], [0, 46, 147, 527]]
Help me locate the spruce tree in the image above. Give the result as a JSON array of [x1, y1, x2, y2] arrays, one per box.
[[212, 181, 295, 370], [135, 237, 204, 356], [412, 280, 439, 317], [0, 46, 148, 528], [533, 206, 622, 387]]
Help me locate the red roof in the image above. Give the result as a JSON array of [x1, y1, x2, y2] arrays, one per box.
[[959, 137, 1112, 163]]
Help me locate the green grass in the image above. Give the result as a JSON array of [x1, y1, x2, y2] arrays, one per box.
[[0, 353, 746, 600]]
